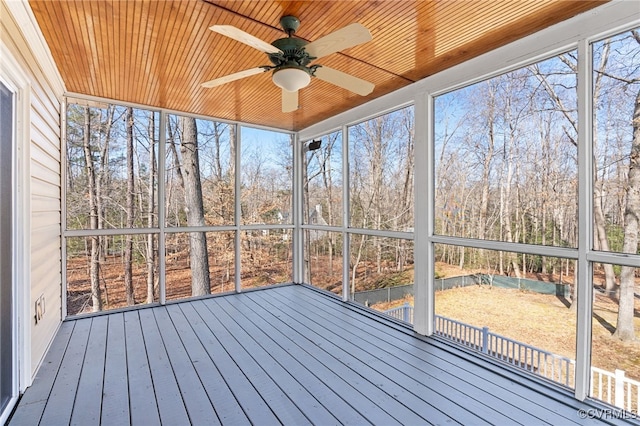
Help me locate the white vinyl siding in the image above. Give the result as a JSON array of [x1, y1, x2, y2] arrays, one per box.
[[1, 0, 65, 377]]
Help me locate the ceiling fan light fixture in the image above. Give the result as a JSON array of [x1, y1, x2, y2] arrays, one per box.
[[272, 67, 311, 92]]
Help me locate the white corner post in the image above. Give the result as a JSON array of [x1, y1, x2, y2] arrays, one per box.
[[342, 125, 351, 302], [234, 124, 242, 293], [292, 133, 304, 284], [413, 91, 433, 335], [157, 111, 167, 304], [574, 37, 594, 402]]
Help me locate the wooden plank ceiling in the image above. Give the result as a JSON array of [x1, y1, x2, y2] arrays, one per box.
[[29, 0, 606, 131]]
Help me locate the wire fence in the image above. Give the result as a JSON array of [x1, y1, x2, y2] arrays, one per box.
[[354, 274, 570, 306]]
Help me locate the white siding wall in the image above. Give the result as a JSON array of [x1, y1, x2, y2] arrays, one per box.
[[1, 0, 65, 378]]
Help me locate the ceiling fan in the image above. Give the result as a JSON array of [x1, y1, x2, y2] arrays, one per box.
[[201, 16, 375, 113]]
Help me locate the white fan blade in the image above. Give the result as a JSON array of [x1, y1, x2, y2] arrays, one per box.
[[201, 67, 265, 88], [282, 89, 298, 113], [210, 25, 282, 54], [314, 66, 374, 96], [305, 23, 372, 59]]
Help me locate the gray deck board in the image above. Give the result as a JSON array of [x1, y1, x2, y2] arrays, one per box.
[[275, 285, 573, 424], [218, 293, 399, 424], [165, 304, 249, 424], [9, 321, 75, 426], [286, 285, 595, 425], [178, 301, 281, 425], [233, 291, 435, 425], [10, 284, 639, 426], [152, 307, 220, 425], [191, 300, 312, 425], [39, 317, 91, 426], [123, 310, 160, 426], [204, 297, 340, 425], [253, 289, 478, 425], [213, 296, 372, 425], [70, 316, 107, 426], [101, 314, 130, 426], [99, 314, 130, 425], [137, 308, 190, 425]]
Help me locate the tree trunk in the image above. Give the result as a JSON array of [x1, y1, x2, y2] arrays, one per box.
[[592, 40, 617, 291], [594, 181, 617, 290], [540, 121, 549, 275], [82, 107, 102, 311], [371, 119, 384, 273], [503, 120, 521, 277], [124, 107, 135, 306], [534, 54, 616, 292], [614, 88, 640, 341], [302, 149, 311, 283], [351, 234, 367, 298], [180, 117, 211, 296], [321, 135, 337, 277], [213, 122, 224, 181], [96, 107, 114, 261], [146, 112, 156, 303], [479, 92, 495, 240], [166, 118, 184, 227]]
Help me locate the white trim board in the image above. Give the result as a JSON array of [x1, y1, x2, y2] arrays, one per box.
[[0, 46, 31, 425], [2, 0, 65, 96]]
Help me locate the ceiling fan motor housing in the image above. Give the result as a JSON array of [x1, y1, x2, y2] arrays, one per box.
[[269, 37, 315, 67], [269, 37, 317, 75]]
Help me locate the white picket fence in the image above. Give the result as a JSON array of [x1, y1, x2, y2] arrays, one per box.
[[591, 366, 640, 413], [383, 304, 639, 413]]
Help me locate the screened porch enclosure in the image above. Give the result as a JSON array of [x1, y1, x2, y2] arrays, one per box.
[[3, 1, 640, 424]]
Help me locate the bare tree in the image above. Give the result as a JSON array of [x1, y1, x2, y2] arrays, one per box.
[[304, 132, 341, 283], [613, 30, 640, 341], [593, 43, 618, 292], [180, 116, 211, 296], [146, 111, 156, 303], [82, 107, 102, 311], [616, 88, 640, 341], [124, 107, 135, 305], [95, 106, 115, 260]]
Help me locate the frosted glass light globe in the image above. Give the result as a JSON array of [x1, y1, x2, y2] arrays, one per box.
[[272, 68, 311, 92]]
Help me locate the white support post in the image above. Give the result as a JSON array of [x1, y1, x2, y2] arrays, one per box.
[[575, 37, 594, 402], [342, 125, 350, 302], [60, 98, 67, 319], [413, 91, 432, 335], [292, 133, 304, 283], [234, 124, 242, 293], [482, 327, 489, 354]]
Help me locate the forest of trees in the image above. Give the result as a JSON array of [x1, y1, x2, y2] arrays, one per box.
[[434, 29, 639, 340], [303, 107, 415, 296], [65, 107, 293, 314]]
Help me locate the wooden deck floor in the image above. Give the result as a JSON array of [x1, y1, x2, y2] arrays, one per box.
[[8, 284, 637, 425]]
